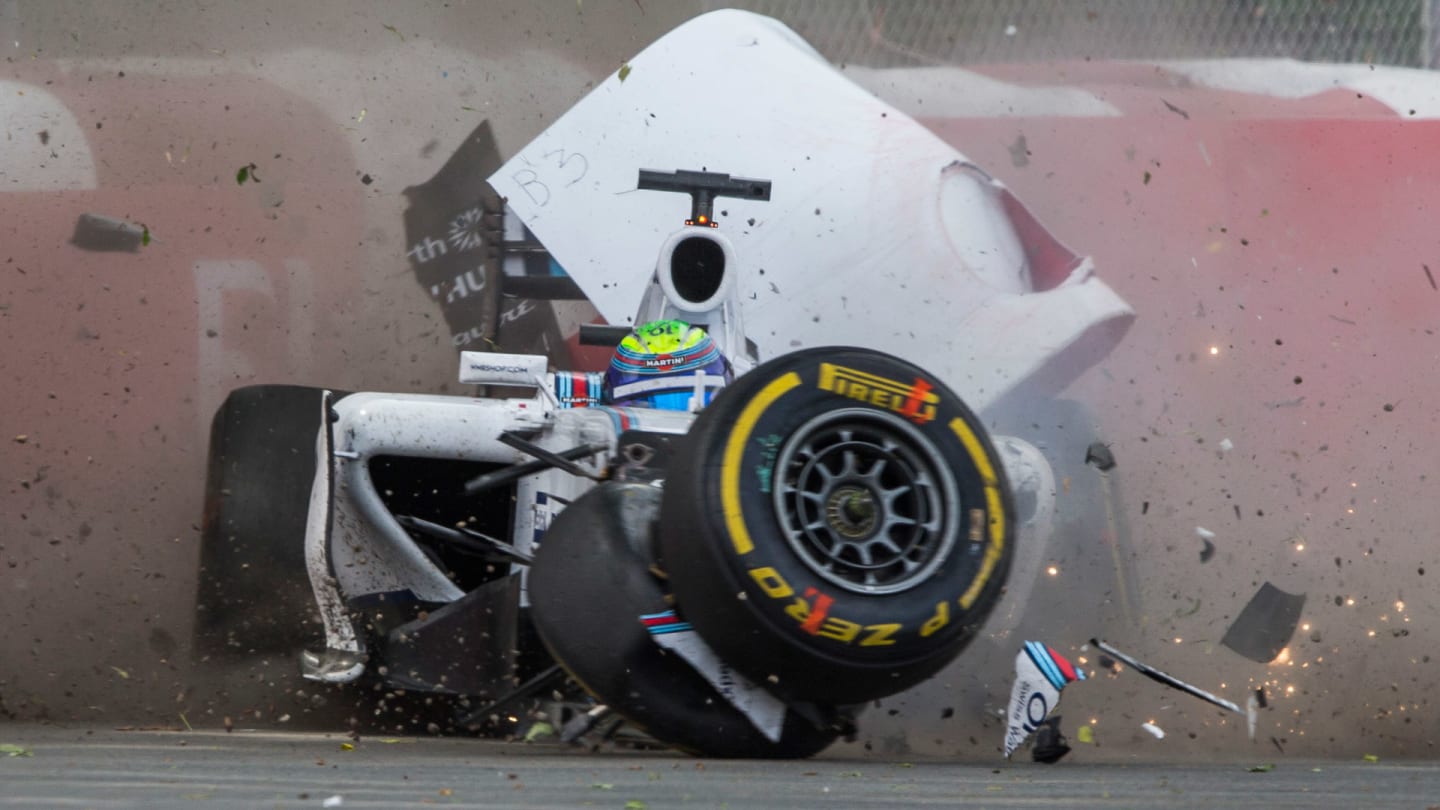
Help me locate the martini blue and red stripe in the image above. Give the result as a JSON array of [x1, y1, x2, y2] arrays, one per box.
[[1024, 640, 1085, 691]]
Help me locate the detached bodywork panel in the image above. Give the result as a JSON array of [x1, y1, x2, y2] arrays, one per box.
[[489, 9, 1133, 414]]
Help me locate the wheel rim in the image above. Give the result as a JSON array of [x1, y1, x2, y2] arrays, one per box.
[[772, 408, 960, 595]]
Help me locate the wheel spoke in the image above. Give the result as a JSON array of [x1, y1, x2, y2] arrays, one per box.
[[880, 514, 918, 530], [797, 488, 827, 505], [802, 517, 831, 534], [852, 544, 873, 567]]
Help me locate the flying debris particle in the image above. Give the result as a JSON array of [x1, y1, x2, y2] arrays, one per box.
[[1218, 438, 1234, 452], [71, 213, 147, 252], [322, 796, 344, 808], [1195, 526, 1216, 540], [1141, 501, 1150, 515], [1076, 725, 1094, 743], [1161, 98, 1190, 119], [1083, 442, 1116, 471], [0, 744, 33, 757], [1143, 170, 1152, 185], [1031, 716, 1071, 763], [382, 23, 404, 41], [1363, 754, 1380, 763], [1248, 763, 1276, 773], [1004, 642, 1085, 759], [236, 162, 259, 185], [1264, 396, 1304, 409], [1004, 23, 1018, 36], [37, 129, 49, 145], [522, 721, 554, 742], [1425, 264, 1437, 290], [141, 225, 150, 247], [110, 666, 129, 679], [1141, 722, 1165, 739], [618, 63, 632, 82], [1383, 402, 1395, 412], [1092, 639, 1252, 733], [1221, 582, 1307, 663], [1008, 134, 1030, 168], [13, 434, 28, 444], [355, 108, 367, 124], [361, 174, 373, 185]]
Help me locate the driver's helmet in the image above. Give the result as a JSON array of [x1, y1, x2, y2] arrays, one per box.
[[604, 319, 731, 411]]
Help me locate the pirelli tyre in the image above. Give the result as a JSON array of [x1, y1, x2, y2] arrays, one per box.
[[660, 347, 1015, 705], [195, 384, 332, 660]]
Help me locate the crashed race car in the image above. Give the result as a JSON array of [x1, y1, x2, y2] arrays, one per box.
[[195, 10, 1136, 759], [194, 167, 1037, 758]]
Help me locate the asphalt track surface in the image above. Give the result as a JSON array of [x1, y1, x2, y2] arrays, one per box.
[[2, 725, 1439, 809]]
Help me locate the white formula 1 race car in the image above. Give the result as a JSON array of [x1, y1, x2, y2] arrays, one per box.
[[195, 168, 1049, 757]]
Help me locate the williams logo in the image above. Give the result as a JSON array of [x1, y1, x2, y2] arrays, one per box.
[[817, 363, 938, 423]]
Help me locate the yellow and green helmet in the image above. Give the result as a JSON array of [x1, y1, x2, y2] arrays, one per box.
[[604, 319, 731, 411]]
